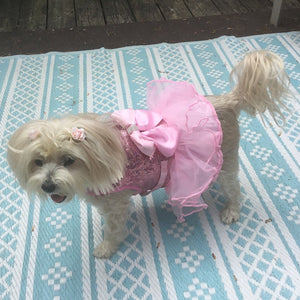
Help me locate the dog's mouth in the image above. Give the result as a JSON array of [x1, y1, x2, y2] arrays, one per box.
[[50, 194, 66, 203]]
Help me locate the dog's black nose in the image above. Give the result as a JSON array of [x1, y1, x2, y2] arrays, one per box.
[[41, 181, 56, 193]]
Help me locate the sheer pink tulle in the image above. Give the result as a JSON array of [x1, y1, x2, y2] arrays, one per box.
[[147, 79, 223, 222], [91, 79, 223, 222]]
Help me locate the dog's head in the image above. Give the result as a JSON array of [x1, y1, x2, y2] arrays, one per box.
[[7, 114, 126, 203]]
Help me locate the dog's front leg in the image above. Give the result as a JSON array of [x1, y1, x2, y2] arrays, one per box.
[[92, 191, 131, 258]]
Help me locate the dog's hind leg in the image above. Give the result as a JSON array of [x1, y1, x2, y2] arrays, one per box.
[[213, 108, 241, 224], [219, 170, 241, 224]]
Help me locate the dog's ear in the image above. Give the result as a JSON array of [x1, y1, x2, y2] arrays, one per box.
[[7, 120, 45, 188], [27, 128, 41, 141], [64, 115, 127, 194], [8, 120, 45, 147]]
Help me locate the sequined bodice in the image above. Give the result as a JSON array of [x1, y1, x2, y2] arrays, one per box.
[[112, 128, 171, 195]]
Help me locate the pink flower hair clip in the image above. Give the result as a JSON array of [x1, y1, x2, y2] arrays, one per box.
[[71, 127, 86, 142]]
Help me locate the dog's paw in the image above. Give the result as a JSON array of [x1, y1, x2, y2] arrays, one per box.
[[93, 241, 118, 258], [221, 207, 240, 224]]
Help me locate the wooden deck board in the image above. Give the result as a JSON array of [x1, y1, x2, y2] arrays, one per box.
[[0, 0, 22, 32], [74, 0, 105, 27], [1, 8, 300, 56], [184, 0, 221, 16], [285, 0, 300, 7], [47, 0, 76, 29], [1, 0, 300, 32], [240, 0, 272, 12], [213, 0, 248, 14], [157, 0, 192, 20], [18, 0, 47, 31], [101, 0, 135, 24], [128, 0, 164, 22]]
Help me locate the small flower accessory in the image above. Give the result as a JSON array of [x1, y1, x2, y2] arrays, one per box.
[[71, 127, 86, 142]]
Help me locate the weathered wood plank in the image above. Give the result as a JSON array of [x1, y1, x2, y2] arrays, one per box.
[[0, 0, 22, 32], [75, 0, 105, 27], [2, 8, 300, 56], [101, 0, 135, 24], [128, 0, 164, 22], [18, 0, 47, 31], [240, 0, 272, 12], [157, 0, 192, 20], [1, 0, 300, 33], [282, 0, 300, 8], [48, 0, 76, 29], [184, 0, 220, 16], [212, 0, 248, 14]]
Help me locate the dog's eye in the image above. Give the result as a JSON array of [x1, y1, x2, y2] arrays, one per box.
[[34, 159, 43, 167], [64, 157, 75, 167]]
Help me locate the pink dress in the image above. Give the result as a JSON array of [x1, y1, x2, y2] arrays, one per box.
[[93, 79, 223, 222]]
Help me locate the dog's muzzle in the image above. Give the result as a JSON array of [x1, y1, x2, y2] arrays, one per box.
[[41, 180, 66, 203], [41, 180, 56, 193]]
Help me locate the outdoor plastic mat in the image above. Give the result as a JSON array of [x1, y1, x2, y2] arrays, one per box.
[[0, 31, 299, 300]]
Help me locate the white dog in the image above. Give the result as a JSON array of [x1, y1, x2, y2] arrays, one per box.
[[7, 50, 289, 258]]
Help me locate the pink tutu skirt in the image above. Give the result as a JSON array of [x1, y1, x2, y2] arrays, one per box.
[[147, 79, 223, 222]]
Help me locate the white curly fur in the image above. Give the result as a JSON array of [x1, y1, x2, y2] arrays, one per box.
[[7, 50, 290, 258]]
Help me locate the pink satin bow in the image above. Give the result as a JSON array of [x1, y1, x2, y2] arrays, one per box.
[[111, 109, 178, 158]]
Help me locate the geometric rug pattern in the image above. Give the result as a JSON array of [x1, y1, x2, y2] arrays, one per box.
[[0, 31, 299, 299]]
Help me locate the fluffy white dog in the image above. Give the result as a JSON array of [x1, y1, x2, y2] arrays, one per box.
[[7, 50, 289, 258]]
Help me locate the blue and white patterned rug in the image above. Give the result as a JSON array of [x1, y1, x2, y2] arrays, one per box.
[[0, 32, 299, 300]]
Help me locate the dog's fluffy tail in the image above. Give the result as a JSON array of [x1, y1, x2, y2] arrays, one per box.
[[230, 50, 290, 125]]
